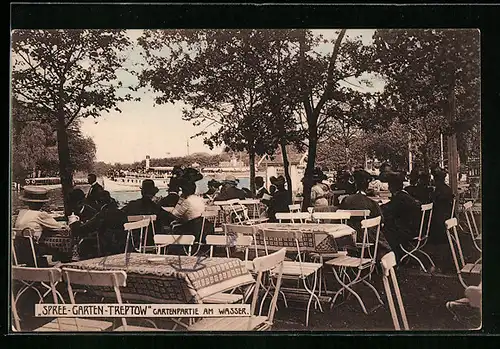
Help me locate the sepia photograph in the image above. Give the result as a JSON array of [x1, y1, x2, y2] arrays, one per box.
[[10, 28, 481, 332]]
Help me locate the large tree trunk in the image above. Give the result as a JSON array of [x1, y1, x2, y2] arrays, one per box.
[[280, 141, 293, 204], [249, 150, 256, 195], [56, 112, 74, 216], [302, 124, 318, 211]]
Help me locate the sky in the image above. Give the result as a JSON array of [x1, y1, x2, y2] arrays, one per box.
[[80, 29, 380, 165]]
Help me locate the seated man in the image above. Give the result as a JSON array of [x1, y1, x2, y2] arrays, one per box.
[[429, 168, 454, 245], [85, 173, 104, 210], [163, 180, 211, 243], [380, 172, 421, 261], [70, 191, 128, 259], [203, 179, 222, 200], [214, 175, 246, 201], [267, 176, 291, 222], [121, 179, 170, 237], [68, 188, 97, 223], [255, 176, 270, 199], [408, 171, 433, 205]]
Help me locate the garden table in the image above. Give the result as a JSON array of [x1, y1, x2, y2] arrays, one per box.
[[63, 253, 255, 304]]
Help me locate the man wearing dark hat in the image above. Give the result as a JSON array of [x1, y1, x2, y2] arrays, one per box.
[[214, 175, 246, 201], [203, 179, 221, 200], [255, 176, 269, 199], [429, 168, 454, 244], [268, 176, 291, 222], [380, 171, 421, 261], [68, 188, 97, 223], [70, 190, 127, 259], [269, 176, 278, 195], [85, 173, 104, 210], [121, 179, 169, 233], [15, 186, 67, 235], [339, 170, 392, 258]]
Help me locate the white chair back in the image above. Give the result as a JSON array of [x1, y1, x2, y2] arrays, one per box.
[[154, 234, 196, 256], [205, 235, 253, 261], [62, 268, 128, 330], [463, 201, 480, 242], [311, 211, 351, 223], [380, 252, 409, 330], [275, 212, 311, 224], [11, 266, 63, 331], [418, 203, 433, 241], [127, 215, 157, 253], [359, 216, 382, 265], [288, 204, 301, 213], [224, 224, 259, 257], [247, 248, 286, 328], [123, 218, 151, 255], [336, 209, 370, 219]]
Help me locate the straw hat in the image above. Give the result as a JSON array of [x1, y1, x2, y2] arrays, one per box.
[[19, 186, 50, 203]]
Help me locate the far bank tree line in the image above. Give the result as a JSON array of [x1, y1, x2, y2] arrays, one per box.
[[11, 29, 480, 214]]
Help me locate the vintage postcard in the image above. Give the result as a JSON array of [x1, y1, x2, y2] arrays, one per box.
[[10, 28, 481, 332]]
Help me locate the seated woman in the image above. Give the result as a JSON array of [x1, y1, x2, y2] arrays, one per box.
[[311, 168, 330, 208], [70, 191, 128, 259], [163, 180, 211, 243], [14, 187, 69, 265]]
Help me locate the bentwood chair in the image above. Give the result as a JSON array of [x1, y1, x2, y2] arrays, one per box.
[[326, 216, 384, 314], [445, 218, 482, 289], [399, 203, 435, 273], [188, 248, 286, 331], [380, 252, 409, 330]]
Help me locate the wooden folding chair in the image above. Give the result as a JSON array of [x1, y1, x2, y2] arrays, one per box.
[[462, 201, 481, 254], [12, 266, 65, 332], [399, 203, 435, 273], [127, 215, 157, 253], [154, 234, 196, 256], [123, 218, 151, 257], [445, 218, 482, 288], [326, 216, 384, 314], [380, 252, 409, 330], [201, 235, 254, 304], [224, 223, 260, 261], [275, 212, 312, 224], [188, 248, 286, 331], [262, 228, 323, 326], [213, 199, 248, 224], [288, 204, 301, 213], [311, 211, 351, 224]]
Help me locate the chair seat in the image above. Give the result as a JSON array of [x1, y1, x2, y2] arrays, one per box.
[[188, 316, 269, 331], [310, 251, 348, 261], [245, 260, 255, 272], [272, 261, 322, 277], [114, 325, 168, 331], [202, 292, 244, 304], [325, 255, 372, 268], [34, 318, 113, 332], [461, 263, 482, 274]]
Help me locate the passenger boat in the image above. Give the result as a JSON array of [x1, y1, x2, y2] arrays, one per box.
[[102, 174, 170, 192]]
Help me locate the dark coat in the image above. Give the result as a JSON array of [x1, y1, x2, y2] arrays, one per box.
[[429, 182, 454, 244], [267, 189, 292, 222], [158, 193, 180, 207], [70, 202, 128, 257], [121, 197, 170, 234], [75, 203, 97, 223], [214, 185, 246, 201], [255, 186, 270, 199], [85, 182, 104, 210], [406, 184, 433, 204], [339, 192, 391, 258], [380, 190, 421, 259]]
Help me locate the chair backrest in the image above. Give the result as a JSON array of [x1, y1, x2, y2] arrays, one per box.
[[418, 203, 433, 241], [62, 268, 128, 330], [154, 234, 196, 256], [224, 223, 258, 235], [336, 209, 370, 218], [359, 216, 382, 263], [380, 252, 409, 330], [127, 215, 157, 252], [123, 218, 151, 254], [275, 212, 311, 224], [205, 235, 253, 260], [123, 218, 151, 231], [11, 266, 63, 331], [445, 218, 467, 272], [288, 204, 301, 213], [311, 211, 351, 223], [248, 248, 286, 327], [463, 201, 480, 241], [127, 214, 157, 223]]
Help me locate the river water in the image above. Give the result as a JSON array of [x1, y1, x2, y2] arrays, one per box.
[[11, 177, 251, 212]]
